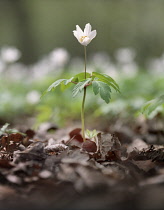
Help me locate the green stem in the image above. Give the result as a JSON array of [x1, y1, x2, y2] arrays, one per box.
[[81, 87, 86, 142], [81, 46, 87, 142], [84, 45, 87, 78]]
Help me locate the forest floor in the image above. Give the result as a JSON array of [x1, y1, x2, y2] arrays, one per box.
[[0, 116, 164, 210]]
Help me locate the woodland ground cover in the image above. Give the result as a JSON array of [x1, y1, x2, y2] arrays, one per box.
[[0, 45, 164, 210]]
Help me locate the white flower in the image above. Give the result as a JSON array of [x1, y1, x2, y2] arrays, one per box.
[[49, 48, 69, 67], [26, 90, 41, 104], [73, 23, 97, 46], [0, 46, 21, 63]]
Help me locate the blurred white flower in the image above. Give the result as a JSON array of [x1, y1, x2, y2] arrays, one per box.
[[115, 48, 136, 63], [115, 48, 138, 77], [31, 58, 51, 80], [73, 23, 97, 46], [147, 55, 164, 76], [0, 46, 21, 63], [131, 97, 145, 109], [49, 48, 69, 68], [26, 90, 41, 104], [31, 48, 69, 80], [0, 59, 5, 73], [91, 52, 110, 66]]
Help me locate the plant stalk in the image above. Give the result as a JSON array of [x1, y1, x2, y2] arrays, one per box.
[[81, 46, 87, 141]]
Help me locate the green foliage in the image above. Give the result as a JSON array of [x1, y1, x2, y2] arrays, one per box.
[[92, 81, 111, 103], [86, 129, 98, 139], [1, 67, 163, 128], [141, 95, 164, 117], [72, 78, 92, 98], [72, 72, 91, 82], [0, 123, 25, 136], [92, 72, 120, 93], [42, 77, 74, 97], [42, 73, 91, 98], [42, 71, 120, 104], [91, 72, 120, 103], [0, 123, 10, 135]]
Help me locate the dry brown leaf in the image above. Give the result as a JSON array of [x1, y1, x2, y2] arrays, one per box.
[[97, 133, 121, 160], [62, 149, 89, 164], [127, 138, 148, 154], [69, 128, 83, 142], [131, 159, 155, 172]]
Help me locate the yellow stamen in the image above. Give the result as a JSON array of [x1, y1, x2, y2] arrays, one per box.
[[80, 36, 87, 42]]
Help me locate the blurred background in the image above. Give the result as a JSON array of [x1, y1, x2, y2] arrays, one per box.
[[0, 0, 164, 129]]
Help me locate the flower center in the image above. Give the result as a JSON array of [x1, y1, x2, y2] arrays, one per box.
[[80, 36, 88, 42]]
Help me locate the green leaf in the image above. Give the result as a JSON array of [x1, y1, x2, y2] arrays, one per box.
[[60, 77, 74, 91], [92, 81, 111, 103], [92, 72, 120, 93], [72, 78, 92, 98], [86, 129, 98, 138], [0, 123, 26, 136], [92, 80, 99, 95], [7, 129, 26, 136], [93, 72, 119, 88], [1, 123, 10, 133], [141, 95, 164, 116], [42, 77, 74, 97], [72, 72, 91, 82], [64, 77, 74, 85], [60, 82, 72, 91], [47, 79, 66, 91]]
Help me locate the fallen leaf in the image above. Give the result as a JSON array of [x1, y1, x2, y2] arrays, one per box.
[[69, 128, 83, 142], [131, 159, 155, 172], [127, 138, 148, 154], [97, 133, 121, 160]]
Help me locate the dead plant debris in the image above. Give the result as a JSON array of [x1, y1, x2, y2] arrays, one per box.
[[0, 122, 164, 210]]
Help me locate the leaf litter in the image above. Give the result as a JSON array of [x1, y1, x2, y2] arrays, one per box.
[[0, 122, 164, 210]]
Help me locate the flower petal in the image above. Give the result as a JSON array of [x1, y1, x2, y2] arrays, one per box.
[[84, 23, 91, 36], [89, 30, 97, 40], [73, 30, 79, 39], [81, 37, 91, 46], [76, 25, 84, 36]]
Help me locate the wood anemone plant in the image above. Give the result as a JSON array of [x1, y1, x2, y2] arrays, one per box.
[[42, 23, 120, 142]]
